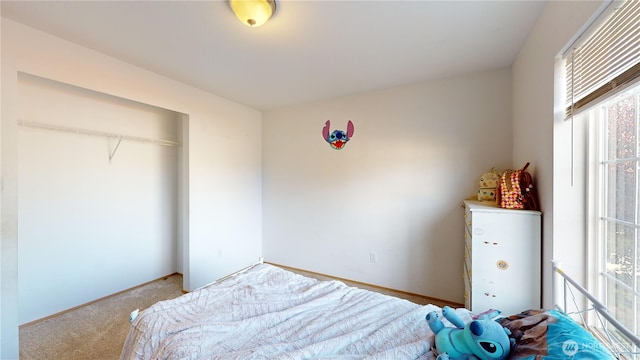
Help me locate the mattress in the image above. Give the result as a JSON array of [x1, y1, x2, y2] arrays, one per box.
[[120, 263, 472, 359]]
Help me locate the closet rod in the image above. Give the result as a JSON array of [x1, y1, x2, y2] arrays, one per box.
[[18, 120, 181, 147]]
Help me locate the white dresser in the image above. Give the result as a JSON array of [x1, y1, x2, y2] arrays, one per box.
[[463, 200, 541, 315]]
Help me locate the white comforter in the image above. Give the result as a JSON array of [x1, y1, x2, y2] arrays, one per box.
[[120, 263, 471, 360]]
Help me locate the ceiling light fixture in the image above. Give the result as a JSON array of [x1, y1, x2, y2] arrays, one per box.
[[228, 0, 276, 28]]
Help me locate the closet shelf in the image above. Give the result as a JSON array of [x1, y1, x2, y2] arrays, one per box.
[[18, 120, 181, 147]]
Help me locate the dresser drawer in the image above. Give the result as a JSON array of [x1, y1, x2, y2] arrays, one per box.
[[464, 205, 472, 231], [464, 225, 472, 250], [464, 242, 472, 275], [463, 262, 471, 309]]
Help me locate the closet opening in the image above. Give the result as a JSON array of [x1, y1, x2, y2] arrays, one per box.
[[16, 73, 188, 324]]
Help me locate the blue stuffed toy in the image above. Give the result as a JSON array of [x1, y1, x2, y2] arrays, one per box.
[[426, 306, 512, 360]]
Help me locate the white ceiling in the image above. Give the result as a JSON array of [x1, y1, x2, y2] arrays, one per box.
[[1, 0, 547, 111]]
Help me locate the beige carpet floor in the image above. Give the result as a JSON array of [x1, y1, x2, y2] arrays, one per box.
[[20, 274, 184, 360]]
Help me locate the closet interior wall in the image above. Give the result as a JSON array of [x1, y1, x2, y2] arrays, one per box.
[[17, 73, 183, 325]]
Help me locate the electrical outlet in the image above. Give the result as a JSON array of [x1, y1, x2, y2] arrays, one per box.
[[369, 252, 377, 263]]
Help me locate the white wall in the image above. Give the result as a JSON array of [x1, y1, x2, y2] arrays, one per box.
[[512, 0, 605, 307], [1, 18, 262, 358], [263, 68, 513, 303]]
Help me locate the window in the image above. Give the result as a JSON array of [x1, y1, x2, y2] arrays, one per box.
[[590, 82, 640, 351], [561, 0, 640, 354]]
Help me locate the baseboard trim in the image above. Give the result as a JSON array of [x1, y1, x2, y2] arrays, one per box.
[[20, 272, 182, 328], [266, 262, 463, 308]]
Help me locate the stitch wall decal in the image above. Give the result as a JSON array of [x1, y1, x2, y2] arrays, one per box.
[[322, 120, 354, 150]]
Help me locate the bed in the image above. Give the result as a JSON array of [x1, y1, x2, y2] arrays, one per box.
[[120, 261, 640, 360]]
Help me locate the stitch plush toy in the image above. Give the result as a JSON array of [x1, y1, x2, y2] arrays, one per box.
[[426, 306, 512, 360]]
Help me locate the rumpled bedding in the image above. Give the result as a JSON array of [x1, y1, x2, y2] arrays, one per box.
[[120, 263, 472, 360], [498, 309, 616, 359]]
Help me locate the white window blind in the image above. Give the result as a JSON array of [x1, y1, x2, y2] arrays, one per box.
[[565, 0, 640, 117]]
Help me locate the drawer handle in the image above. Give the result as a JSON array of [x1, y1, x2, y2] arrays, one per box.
[[484, 292, 497, 298], [483, 241, 499, 245]]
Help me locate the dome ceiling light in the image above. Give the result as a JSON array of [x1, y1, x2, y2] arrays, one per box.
[[228, 0, 276, 27]]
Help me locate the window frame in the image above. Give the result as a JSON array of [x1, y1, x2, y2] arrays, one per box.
[[587, 82, 640, 343]]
